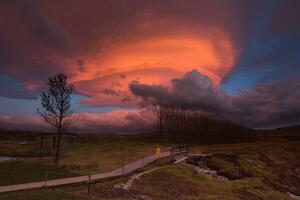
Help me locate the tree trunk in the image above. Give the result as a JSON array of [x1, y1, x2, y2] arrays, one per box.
[[54, 133, 62, 164], [54, 117, 63, 164]]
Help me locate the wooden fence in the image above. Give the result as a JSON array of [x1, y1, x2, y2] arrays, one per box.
[[170, 145, 189, 156]]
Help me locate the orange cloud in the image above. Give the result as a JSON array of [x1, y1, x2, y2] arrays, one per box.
[[0, 0, 244, 107], [68, 33, 237, 106], [72, 35, 235, 83]]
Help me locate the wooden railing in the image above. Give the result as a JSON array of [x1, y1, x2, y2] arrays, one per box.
[[170, 145, 189, 156]]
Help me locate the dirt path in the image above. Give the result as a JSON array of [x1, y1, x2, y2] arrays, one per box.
[[0, 152, 170, 193]]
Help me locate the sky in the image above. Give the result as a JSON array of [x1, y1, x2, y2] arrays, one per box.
[[0, 0, 300, 132]]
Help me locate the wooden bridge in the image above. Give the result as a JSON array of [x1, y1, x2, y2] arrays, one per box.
[[170, 145, 189, 156]]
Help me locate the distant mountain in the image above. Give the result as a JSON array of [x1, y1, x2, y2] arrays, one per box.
[[275, 125, 300, 135], [196, 117, 253, 132], [255, 124, 300, 137]]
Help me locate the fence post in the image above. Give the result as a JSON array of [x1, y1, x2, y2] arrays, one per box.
[[122, 161, 125, 176], [87, 170, 91, 196], [44, 170, 48, 187]]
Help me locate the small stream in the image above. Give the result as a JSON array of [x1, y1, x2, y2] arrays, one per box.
[[113, 154, 300, 200], [184, 155, 300, 199], [114, 154, 224, 191], [183, 162, 228, 181], [180, 154, 229, 181]]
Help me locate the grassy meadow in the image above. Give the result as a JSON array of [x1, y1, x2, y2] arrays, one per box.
[[0, 131, 299, 199], [56, 140, 299, 200], [59, 139, 166, 173], [0, 133, 163, 185]]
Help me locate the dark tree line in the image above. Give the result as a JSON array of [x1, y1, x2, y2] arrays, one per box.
[[153, 104, 256, 145]]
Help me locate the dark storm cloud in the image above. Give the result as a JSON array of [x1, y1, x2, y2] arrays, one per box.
[[20, 1, 69, 50], [130, 70, 230, 113], [0, 0, 70, 95], [231, 81, 300, 127], [130, 70, 300, 128], [266, 0, 300, 36]]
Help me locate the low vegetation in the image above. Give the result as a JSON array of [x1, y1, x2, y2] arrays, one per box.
[[64, 140, 299, 199], [60, 139, 165, 174], [0, 130, 299, 200], [129, 164, 293, 200], [0, 140, 51, 157], [0, 134, 163, 186], [0, 160, 77, 186]]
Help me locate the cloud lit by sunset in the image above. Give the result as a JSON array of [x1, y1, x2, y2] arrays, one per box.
[[70, 34, 236, 106], [0, 0, 300, 131]]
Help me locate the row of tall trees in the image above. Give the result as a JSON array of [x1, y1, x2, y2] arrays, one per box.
[[153, 104, 256, 145]]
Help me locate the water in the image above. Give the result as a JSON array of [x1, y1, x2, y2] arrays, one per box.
[[0, 156, 16, 162]]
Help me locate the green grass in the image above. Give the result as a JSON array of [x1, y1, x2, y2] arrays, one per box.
[[4, 164, 292, 200], [0, 138, 164, 186], [62, 140, 298, 200], [237, 154, 275, 179], [207, 156, 239, 180], [1, 136, 299, 199], [0, 140, 51, 157], [193, 141, 300, 195], [60, 140, 165, 173], [130, 164, 293, 200], [0, 160, 78, 186]]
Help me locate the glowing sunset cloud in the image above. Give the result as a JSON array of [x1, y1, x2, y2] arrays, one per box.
[[71, 36, 236, 84], [1, 0, 300, 130], [0, 0, 243, 108], [69, 34, 236, 106]]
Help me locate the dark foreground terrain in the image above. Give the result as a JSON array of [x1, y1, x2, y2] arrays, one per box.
[[0, 130, 299, 200]]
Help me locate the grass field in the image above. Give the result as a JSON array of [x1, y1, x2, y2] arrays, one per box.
[[60, 139, 166, 173], [0, 134, 299, 200], [0, 140, 51, 157], [128, 164, 294, 200], [0, 136, 163, 186], [0, 160, 78, 186], [54, 140, 297, 200]]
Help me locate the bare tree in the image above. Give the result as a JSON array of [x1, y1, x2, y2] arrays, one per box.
[[38, 73, 74, 164], [153, 102, 256, 145], [152, 104, 163, 138]]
